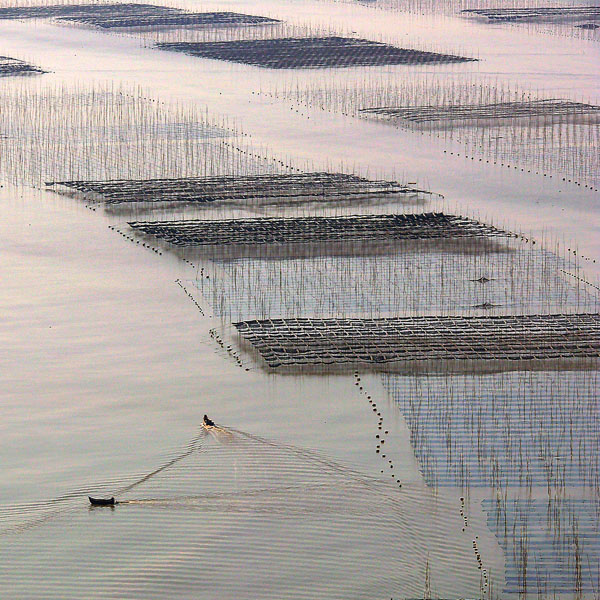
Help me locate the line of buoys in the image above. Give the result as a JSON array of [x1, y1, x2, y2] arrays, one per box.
[[175, 279, 205, 316], [459, 496, 468, 532], [209, 328, 247, 370], [560, 269, 600, 291], [110, 226, 162, 255], [354, 371, 401, 489], [472, 536, 489, 591]]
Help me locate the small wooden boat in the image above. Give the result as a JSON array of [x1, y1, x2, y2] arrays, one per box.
[[89, 496, 116, 506]]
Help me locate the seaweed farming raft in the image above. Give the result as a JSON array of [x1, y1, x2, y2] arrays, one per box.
[[0, 56, 44, 77], [360, 99, 600, 125], [0, 4, 278, 29], [234, 314, 600, 369], [129, 213, 509, 247], [463, 7, 600, 24], [48, 173, 414, 205], [61, 11, 278, 29], [0, 3, 169, 20], [157, 37, 476, 69]]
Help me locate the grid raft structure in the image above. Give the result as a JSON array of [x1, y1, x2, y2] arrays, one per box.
[[157, 37, 476, 69], [60, 11, 279, 29], [0, 56, 44, 76], [360, 99, 600, 124], [234, 314, 600, 368], [128, 213, 510, 247], [0, 3, 169, 19], [0, 4, 279, 28], [48, 173, 414, 205], [463, 7, 600, 23]]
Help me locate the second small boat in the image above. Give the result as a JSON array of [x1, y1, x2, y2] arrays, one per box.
[[88, 496, 116, 506]]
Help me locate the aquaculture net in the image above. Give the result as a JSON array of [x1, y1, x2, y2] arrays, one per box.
[[234, 313, 600, 369], [158, 36, 475, 69]]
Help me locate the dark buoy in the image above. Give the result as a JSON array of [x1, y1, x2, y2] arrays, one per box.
[[89, 496, 115, 506], [203, 414, 215, 427]]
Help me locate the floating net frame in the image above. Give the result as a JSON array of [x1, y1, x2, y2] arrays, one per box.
[[0, 3, 280, 27], [128, 212, 510, 247], [48, 172, 417, 205], [0, 56, 45, 76], [58, 11, 280, 30], [462, 6, 600, 23], [0, 3, 175, 19], [359, 99, 600, 125], [233, 313, 600, 371], [157, 36, 476, 69]]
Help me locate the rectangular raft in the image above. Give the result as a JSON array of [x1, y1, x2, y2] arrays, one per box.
[[128, 213, 509, 246], [157, 37, 476, 69], [47, 172, 415, 204], [234, 313, 600, 368]]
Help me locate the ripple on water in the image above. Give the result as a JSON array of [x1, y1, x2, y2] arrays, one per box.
[[1, 427, 488, 598]]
